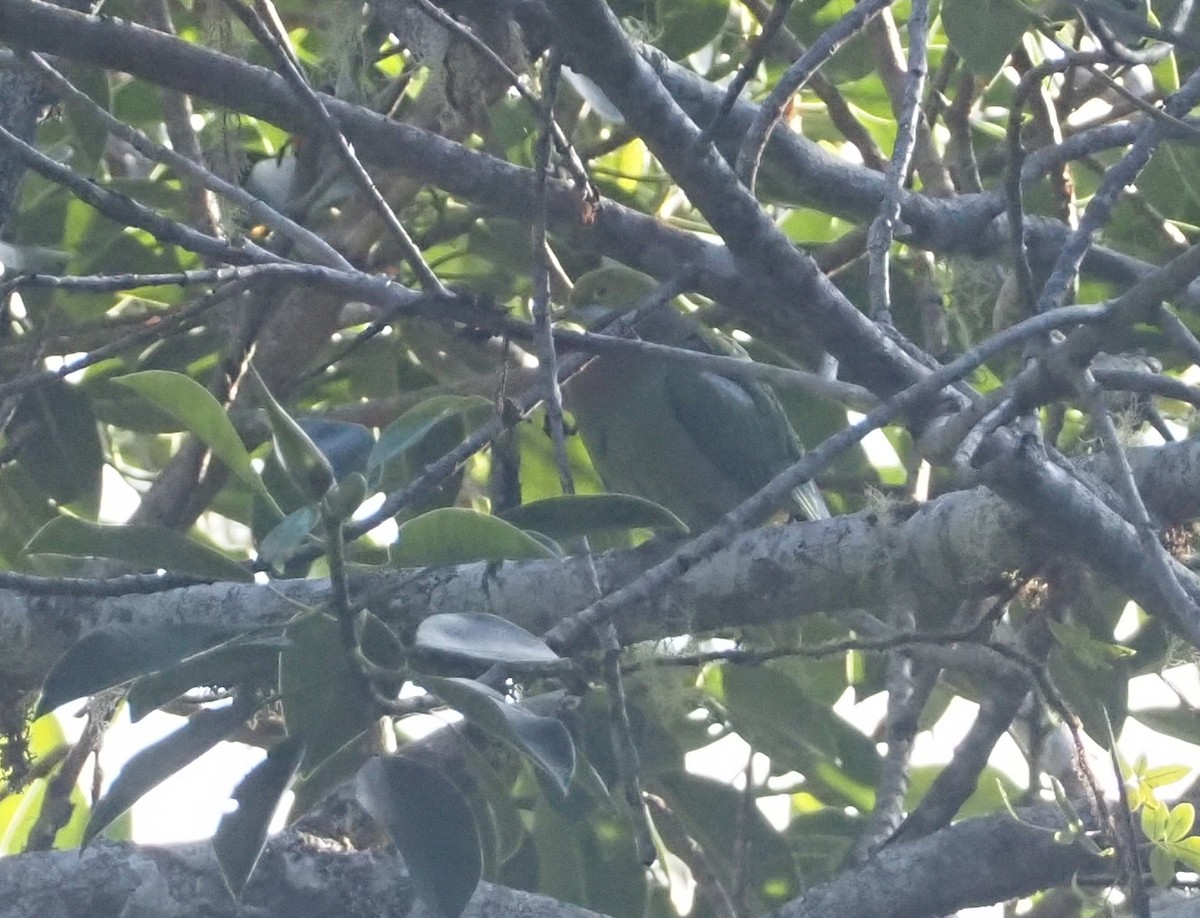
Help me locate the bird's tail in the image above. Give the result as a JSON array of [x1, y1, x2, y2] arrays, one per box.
[[791, 480, 830, 521]]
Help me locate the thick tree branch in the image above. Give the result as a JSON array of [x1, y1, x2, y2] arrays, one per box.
[[777, 806, 1108, 918], [0, 830, 610, 918], [0, 805, 1111, 918], [2, 439, 1199, 690]]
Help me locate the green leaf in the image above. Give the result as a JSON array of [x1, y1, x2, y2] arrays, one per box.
[[288, 733, 373, 824], [415, 613, 560, 666], [500, 494, 687, 540], [1048, 646, 1128, 749], [113, 371, 275, 505], [25, 516, 252, 581], [367, 396, 492, 492], [83, 696, 257, 846], [718, 663, 878, 808], [279, 613, 375, 775], [1171, 835, 1200, 872], [391, 509, 557, 567], [0, 466, 57, 569], [526, 795, 647, 916], [356, 756, 482, 918], [257, 505, 321, 568], [1150, 844, 1176, 888], [1167, 802, 1196, 842], [420, 677, 575, 796], [1131, 707, 1200, 743], [906, 764, 1022, 819], [1048, 620, 1134, 669], [722, 664, 838, 766], [1143, 800, 1167, 840], [250, 367, 335, 503], [942, 0, 1033, 76], [657, 770, 801, 907], [655, 0, 730, 59], [214, 735, 305, 898], [127, 636, 287, 721], [1142, 764, 1194, 788], [10, 380, 102, 504], [37, 624, 227, 716]]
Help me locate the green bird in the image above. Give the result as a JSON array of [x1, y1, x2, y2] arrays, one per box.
[[566, 266, 829, 531]]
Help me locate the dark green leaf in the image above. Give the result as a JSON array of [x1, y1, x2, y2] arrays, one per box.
[[526, 795, 647, 916], [500, 494, 687, 540], [25, 516, 252, 581], [942, 0, 1033, 76], [251, 367, 335, 503], [83, 695, 257, 846], [1132, 707, 1200, 742], [392, 509, 557, 567], [288, 733, 373, 824], [720, 664, 878, 807], [421, 677, 575, 796], [279, 613, 374, 774], [356, 756, 482, 918], [658, 770, 801, 908], [367, 396, 492, 492], [1048, 646, 1128, 749], [655, 0, 730, 59], [257, 505, 321, 568], [38, 624, 226, 717], [214, 735, 305, 898], [415, 613, 560, 666], [127, 637, 287, 721], [10, 380, 102, 504]]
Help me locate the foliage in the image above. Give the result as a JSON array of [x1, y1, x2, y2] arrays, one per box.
[[1, 0, 1200, 915]]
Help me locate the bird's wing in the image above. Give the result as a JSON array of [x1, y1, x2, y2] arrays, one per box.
[[663, 362, 829, 521], [664, 365, 796, 495]]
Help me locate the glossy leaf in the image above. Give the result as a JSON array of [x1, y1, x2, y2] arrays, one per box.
[[367, 396, 492, 492], [415, 613, 560, 666], [420, 677, 575, 796], [357, 756, 483, 918], [126, 636, 287, 721], [25, 516, 252, 581], [251, 367, 335, 503], [279, 613, 375, 775], [37, 624, 226, 717], [112, 371, 274, 504], [392, 509, 557, 567]]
